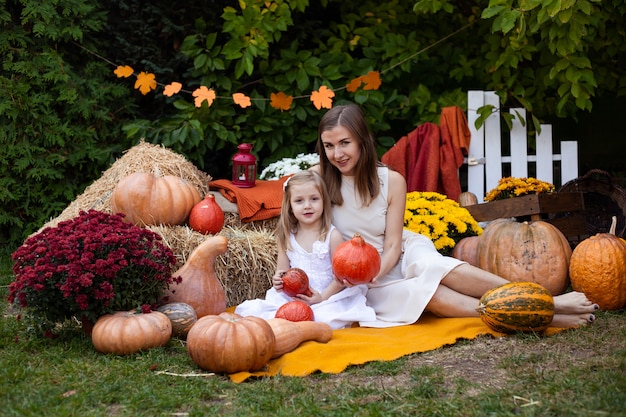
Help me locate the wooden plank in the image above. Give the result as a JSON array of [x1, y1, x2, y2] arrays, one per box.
[[545, 214, 587, 237], [484, 92, 502, 199], [467, 91, 486, 202], [465, 192, 584, 222], [509, 108, 528, 178], [536, 124, 553, 184], [560, 140, 579, 185]]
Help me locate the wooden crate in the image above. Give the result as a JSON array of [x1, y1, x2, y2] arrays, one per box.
[[465, 192, 587, 240]]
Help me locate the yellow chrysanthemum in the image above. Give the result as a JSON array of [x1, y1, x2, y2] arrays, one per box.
[[403, 192, 482, 255], [485, 177, 554, 202]]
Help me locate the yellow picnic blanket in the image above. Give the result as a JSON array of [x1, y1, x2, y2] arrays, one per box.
[[229, 314, 564, 383]]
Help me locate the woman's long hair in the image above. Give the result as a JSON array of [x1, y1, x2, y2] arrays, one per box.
[[276, 170, 333, 251], [316, 104, 381, 207]]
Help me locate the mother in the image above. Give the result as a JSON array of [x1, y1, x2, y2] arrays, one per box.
[[312, 103, 597, 329]]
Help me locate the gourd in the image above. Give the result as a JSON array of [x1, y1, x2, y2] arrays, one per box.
[[477, 282, 555, 334], [332, 233, 381, 285], [156, 302, 197, 339], [451, 235, 480, 267], [266, 318, 333, 358], [186, 312, 276, 373], [111, 171, 201, 226], [569, 216, 626, 310], [281, 268, 312, 297], [189, 194, 225, 235], [458, 191, 478, 207], [91, 310, 172, 355], [475, 218, 571, 295], [275, 300, 314, 322], [162, 235, 228, 318]]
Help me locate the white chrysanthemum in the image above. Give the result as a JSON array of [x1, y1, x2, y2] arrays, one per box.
[[259, 153, 320, 180]]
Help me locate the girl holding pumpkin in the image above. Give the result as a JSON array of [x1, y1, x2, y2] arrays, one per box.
[[235, 170, 376, 329], [312, 103, 598, 329]]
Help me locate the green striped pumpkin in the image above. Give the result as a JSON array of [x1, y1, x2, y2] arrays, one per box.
[[157, 302, 197, 339], [477, 282, 555, 334]]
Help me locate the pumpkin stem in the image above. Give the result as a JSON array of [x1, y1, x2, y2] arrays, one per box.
[[609, 216, 617, 235]]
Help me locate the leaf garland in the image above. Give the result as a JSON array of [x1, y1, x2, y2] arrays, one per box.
[[115, 64, 380, 111]]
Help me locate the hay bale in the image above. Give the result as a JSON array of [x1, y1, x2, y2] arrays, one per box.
[[148, 224, 277, 308], [38, 140, 212, 231]]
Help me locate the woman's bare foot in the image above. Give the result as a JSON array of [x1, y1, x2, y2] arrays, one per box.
[[551, 313, 595, 329], [553, 291, 599, 314]]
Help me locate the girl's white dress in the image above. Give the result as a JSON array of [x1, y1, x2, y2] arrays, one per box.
[[331, 166, 466, 328], [235, 225, 377, 329]]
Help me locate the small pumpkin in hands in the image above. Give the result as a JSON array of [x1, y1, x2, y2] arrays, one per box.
[[91, 310, 172, 355], [477, 282, 555, 334], [156, 302, 197, 339], [332, 233, 381, 285], [281, 268, 312, 297], [189, 194, 225, 235], [186, 312, 276, 373], [275, 300, 314, 322]]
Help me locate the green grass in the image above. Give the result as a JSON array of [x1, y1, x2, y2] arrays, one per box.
[[1, 243, 625, 417]]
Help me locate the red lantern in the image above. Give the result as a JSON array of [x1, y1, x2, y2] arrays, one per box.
[[232, 143, 257, 188]]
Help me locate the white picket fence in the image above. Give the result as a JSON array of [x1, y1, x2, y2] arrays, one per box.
[[463, 90, 579, 203]]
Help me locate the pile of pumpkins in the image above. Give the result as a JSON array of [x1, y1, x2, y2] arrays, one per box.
[[454, 215, 626, 333], [110, 171, 225, 234], [88, 233, 332, 373]]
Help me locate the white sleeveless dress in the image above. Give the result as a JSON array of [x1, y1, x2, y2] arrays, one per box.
[[235, 225, 376, 329], [332, 167, 465, 328]]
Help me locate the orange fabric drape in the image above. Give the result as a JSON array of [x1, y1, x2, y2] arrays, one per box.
[[209, 177, 289, 222]]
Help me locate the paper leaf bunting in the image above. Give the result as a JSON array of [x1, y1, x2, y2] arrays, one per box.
[[346, 76, 365, 93], [114, 65, 134, 78], [134, 72, 157, 95], [233, 93, 252, 108], [270, 92, 293, 111], [163, 82, 182, 97], [363, 71, 381, 90], [192, 86, 216, 108], [310, 86, 335, 110]]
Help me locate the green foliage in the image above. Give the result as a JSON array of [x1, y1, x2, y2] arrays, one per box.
[[0, 0, 136, 247]]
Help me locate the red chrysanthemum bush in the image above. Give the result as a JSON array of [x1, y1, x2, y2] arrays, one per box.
[[7, 210, 177, 335]]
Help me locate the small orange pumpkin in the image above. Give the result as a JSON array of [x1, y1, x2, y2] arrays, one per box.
[[186, 312, 276, 373], [91, 310, 172, 355], [189, 194, 225, 235], [451, 235, 481, 267], [475, 218, 571, 295], [332, 233, 381, 285], [111, 171, 201, 226], [275, 300, 314, 322], [569, 220, 626, 310], [281, 268, 312, 297]]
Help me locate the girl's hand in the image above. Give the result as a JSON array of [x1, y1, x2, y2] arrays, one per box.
[[273, 270, 286, 291], [297, 287, 322, 305]]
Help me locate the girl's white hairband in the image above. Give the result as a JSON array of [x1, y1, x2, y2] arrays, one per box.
[[282, 176, 291, 191]]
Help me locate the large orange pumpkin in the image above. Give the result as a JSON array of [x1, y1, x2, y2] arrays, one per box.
[[91, 310, 172, 355], [475, 218, 571, 295], [186, 312, 276, 373], [162, 235, 228, 318], [332, 233, 381, 285], [569, 230, 626, 310], [111, 172, 201, 226]]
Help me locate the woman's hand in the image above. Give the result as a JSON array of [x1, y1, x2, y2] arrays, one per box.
[[272, 270, 286, 291]]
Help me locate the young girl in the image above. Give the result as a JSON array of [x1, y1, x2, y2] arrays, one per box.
[[235, 170, 376, 329], [313, 103, 598, 329]]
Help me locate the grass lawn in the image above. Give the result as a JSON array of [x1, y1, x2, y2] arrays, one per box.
[[1, 243, 625, 417]]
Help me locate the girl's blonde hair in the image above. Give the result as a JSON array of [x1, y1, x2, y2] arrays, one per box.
[[277, 170, 333, 251]]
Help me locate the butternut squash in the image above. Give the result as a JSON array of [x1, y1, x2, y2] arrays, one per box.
[[266, 318, 333, 358], [162, 235, 228, 318]]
